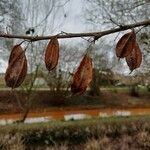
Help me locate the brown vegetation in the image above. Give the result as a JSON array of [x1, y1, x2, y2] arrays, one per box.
[[0, 89, 150, 115], [0, 116, 150, 150]]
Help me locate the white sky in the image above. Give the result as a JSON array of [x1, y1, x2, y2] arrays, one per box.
[[0, 0, 142, 74], [0, 0, 86, 72], [60, 0, 85, 32]]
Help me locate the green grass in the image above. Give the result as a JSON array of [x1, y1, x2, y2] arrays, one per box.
[[1, 115, 150, 131], [0, 115, 150, 149]]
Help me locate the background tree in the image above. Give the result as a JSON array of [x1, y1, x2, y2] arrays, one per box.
[[0, 0, 149, 123], [84, 0, 150, 95], [84, 0, 150, 72], [1, 0, 71, 122], [0, 0, 23, 67]]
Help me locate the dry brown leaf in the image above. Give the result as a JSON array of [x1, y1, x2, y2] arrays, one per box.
[[71, 53, 93, 94], [44, 37, 59, 71], [116, 30, 136, 58], [125, 42, 142, 72], [5, 45, 27, 88]]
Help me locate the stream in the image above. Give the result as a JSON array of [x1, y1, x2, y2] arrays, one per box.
[[0, 108, 150, 125]]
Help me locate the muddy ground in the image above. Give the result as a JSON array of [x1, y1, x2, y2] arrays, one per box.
[[0, 89, 150, 114]]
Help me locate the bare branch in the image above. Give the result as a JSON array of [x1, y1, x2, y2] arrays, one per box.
[[0, 19, 150, 42]]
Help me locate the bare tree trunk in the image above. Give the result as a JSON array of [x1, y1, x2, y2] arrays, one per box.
[[89, 69, 101, 96], [14, 65, 39, 123]]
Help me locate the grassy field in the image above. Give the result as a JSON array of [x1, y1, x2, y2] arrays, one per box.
[[0, 87, 150, 149], [0, 87, 150, 114], [0, 115, 150, 150]]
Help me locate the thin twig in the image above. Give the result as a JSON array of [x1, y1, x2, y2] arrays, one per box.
[[0, 20, 149, 42]]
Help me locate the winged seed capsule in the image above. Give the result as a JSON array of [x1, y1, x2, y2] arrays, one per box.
[[71, 53, 93, 94], [5, 45, 27, 88], [116, 30, 136, 59], [44, 37, 59, 71]]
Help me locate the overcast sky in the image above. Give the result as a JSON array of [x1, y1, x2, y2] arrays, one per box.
[[0, 0, 87, 72], [60, 0, 86, 32], [0, 0, 143, 74]]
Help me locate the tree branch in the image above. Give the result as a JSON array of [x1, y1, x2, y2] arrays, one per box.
[[0, 20, 150, 42]]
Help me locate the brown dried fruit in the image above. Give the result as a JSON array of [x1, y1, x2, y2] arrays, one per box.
[[8, 45, 23, 64], [45, 37, 59, 71], [71, 53, 93, 94], [5, 45, 27, 88], [116, 30, 136, 58], [125, 42, 142, 72]]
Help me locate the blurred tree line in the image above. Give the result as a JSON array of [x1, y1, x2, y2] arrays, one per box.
[[0, 0, 150, 122]]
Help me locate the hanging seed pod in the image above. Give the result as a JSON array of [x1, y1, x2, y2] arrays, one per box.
[[5, 45, 27, 88], [8, 45, 23, 64], [116, 30, 136, 59], [71, 53, 93, 94], [44, 37, 59, 71], [125, 42, 142, 72]]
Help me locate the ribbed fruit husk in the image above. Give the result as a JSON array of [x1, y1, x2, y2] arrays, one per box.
[[44, 37, 59, 71], [125, 42, 142, 72], [71, 53, 93, 94], [116, 30, 136, 58], [5, 45, 27, 88]]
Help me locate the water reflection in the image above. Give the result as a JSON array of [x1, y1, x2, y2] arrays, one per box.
[[0, 116, 52, 125], [113, 111, 131, 117], [99, 112, 109, 118], [64, 113, 91, 121], [0, 119, 14, 125], [24, 116, 52, 123]]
